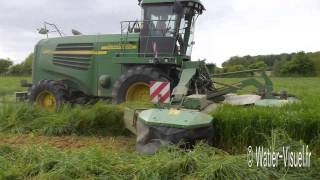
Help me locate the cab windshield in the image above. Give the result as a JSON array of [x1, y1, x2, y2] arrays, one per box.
[[140, 3, 201, 57], [143, 5, 177, 37]]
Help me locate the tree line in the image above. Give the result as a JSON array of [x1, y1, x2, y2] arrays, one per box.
[[208, 51, 320, 77], [0, 54, 33, 76], [1, 51, 320, 77]]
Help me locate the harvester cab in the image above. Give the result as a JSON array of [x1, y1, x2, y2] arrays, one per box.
[[135, 0, 204, 58]]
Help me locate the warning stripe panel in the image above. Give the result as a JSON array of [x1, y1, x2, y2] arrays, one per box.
[[150, 81, 170, 103], [150, 82, 162, 95], [149, 81, 157, 88], [151, 82, 168, 99], [154, 83, 170, 101], [160, 91, 170, 103]]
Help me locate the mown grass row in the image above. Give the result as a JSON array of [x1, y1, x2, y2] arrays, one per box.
[[0, 132, 319, 180]]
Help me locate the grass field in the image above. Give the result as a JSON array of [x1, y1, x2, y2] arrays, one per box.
[[0, 76, 31, 102], [0, 76, 319, 179]]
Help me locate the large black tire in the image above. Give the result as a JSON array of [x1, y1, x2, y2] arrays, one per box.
[[112, 66, 170, 104], [29, 80, 70, 111]]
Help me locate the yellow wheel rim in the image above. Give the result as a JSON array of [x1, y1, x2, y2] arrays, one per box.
[[125, 82, 150, 102], [36, 91, 57, 111]]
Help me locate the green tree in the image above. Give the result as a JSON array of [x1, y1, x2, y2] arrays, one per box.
[[280, 52, 315, 76], [249, 60, 267, 69], [206, 63, 216, 74], [9, 64, 23, 75], [8, 53, 33, 75], [0, 58, 13, 74], [21, 53, 33, 74], [224, 65, 245, 72], [272, 60, 285, 76], [214, 67, 224, 74]]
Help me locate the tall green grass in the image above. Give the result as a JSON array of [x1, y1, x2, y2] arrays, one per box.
[[0, 102, 126, 136], [213, 78, 320, 154], [212, 104, 320, 154], [0, 131, 319, 180]]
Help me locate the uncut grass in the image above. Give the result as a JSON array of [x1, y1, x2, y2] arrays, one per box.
[[0, 100, 154, 137], [0, 102, 127, 136], [0, 132, 319, 180], [213, 104, 320, 154], [213, 78, 320, 154]]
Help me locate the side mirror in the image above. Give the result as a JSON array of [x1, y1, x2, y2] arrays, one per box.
[[173, 2, 183, 14]]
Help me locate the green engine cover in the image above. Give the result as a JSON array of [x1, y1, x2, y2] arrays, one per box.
[[32, 34, 140, 98], [138, 108, 213, 129]]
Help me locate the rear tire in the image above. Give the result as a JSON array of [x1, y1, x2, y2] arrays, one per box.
[[112, 66, 170, 104], [29, 80, 70, 111]]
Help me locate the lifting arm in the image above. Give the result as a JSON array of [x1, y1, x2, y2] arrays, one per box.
[[208, 69, 275, 100]]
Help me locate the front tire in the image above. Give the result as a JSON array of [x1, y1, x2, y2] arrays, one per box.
[[29, 80, 70, 111], [112, 66, 170, 104]]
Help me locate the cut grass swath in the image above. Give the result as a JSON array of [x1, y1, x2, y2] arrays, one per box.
[[0, 137, 319, 180]]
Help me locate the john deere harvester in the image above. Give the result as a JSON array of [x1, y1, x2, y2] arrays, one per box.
[[23, 0, 208, 109], [18, 0, 297, 154]]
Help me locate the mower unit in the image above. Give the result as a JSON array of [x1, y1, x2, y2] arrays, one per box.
[[136, 108, 213, 154], [124, 66, 298, 153]]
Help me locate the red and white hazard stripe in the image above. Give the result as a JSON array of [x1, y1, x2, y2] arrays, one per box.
[[149, 81, 170, 103]]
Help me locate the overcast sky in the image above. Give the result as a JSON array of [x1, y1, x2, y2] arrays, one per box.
[[0, 0, 319, 66]]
